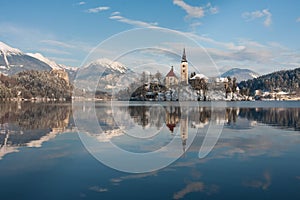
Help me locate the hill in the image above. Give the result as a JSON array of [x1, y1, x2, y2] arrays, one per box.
[[221, 68, 259, 82], [238, 67, 300, 95], [0, 41, 77, 80], [0, 70, 72, 101]]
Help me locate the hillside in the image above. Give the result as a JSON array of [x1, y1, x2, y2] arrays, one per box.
[[0, 70, 72, 101], [238, 67, 300, 95], [221, 68, 259, 82], [0, 41, 77, 81]]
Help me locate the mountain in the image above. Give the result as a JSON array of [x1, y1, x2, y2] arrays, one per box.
[[26, 52, 78, 81], [221, 68, 259, 82], [238, 67, 300, 95], [75, 58, 137, 92], [0, 42, 53, 76], [26, 53, 63, 70], [0, 41, 79, 82]]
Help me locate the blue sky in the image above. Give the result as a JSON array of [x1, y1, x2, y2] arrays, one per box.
[[1, 0, 300, 74]]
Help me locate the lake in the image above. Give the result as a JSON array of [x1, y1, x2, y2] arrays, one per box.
[[0, 101, 300, 200]]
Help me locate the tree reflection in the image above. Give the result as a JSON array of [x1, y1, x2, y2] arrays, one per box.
[[0, 102, 72, 158], [239, 108, 300, 131]]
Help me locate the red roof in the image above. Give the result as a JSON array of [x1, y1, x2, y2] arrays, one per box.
[[167, 124, 176, 132], [166, 67, 177, 77]]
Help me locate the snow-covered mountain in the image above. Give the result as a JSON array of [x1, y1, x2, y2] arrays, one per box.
[[0, 41, 79, 80], [27, 52, 78, 81], [221, 68, 259, 82], [75, 58, 137, 92], [84, 58, 128, 74], [0, 41, 22, 56], [0, 42, 53, 75], [26, 53, 63, 70]]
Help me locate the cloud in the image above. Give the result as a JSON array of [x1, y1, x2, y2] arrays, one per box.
[[173, 0, 218, 19], [242, 9, 272, 27], [190, 22, 202, 29], [40, 40, 75, 49], [109, 14, 158, 28], [89, 186, 108, 193], [185, 33, 246, 51], [77, 1, 86, 6], [177, 31, 300, 74], [243, 171, 272, 190], [111, 11, 121, 16], [296, 17, 300, 22], [206, 2, 219, 14], [172, 181, 219, 199], [173, 182, 204, 199], [86, 6, 110, 13]]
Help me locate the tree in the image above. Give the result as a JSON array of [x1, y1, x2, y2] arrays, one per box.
[[140, 71, 148, 84], [154, 71, 163, 84]]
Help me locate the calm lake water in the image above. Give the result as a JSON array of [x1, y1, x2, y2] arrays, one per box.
[[0, 101, 300, 200]]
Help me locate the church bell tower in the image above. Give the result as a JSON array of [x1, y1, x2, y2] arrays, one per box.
[[180, 48, 188, 84]]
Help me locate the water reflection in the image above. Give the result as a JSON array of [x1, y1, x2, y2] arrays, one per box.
[[0, 102, 72, 158], [1, 102, 300, 159], [0, 102, 299, 199], [239, 107, 300, 131]]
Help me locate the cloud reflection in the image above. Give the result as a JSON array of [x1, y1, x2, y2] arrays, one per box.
[[243, 171, 272, 190]]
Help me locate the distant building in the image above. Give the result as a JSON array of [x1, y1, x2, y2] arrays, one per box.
[[180, 48, 189, 84], [165, 66, 178, 88]]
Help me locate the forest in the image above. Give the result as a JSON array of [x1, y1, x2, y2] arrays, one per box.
[[238, 67, 300, 95], [0, 70, 72, 101]]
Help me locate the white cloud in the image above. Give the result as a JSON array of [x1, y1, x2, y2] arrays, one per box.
[[173, 0, 218, 19], [185, 33, 245, 51], [109, 14, 158, 28], [40, 40, 75, 49], [86, 6, 110, 13], [173, 182, 204, 199], [77, 1, 86, 6], [111, 11, 121, 16], [206, 2, 219, 15], [173, 31, 300, 74], [39, 48, 71, 55], [89, 186, 108, 193], [173, 0, 204, 18], [190, 22, 202, 30], [296, 17, 300, 22], [242, 9, 272, 27]]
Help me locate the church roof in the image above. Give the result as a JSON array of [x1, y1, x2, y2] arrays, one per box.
[[166, 66, 177, 77], [167, 123, 176, 132], [181, 48, 187, 63]]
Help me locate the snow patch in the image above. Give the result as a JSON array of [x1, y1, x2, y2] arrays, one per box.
[[0, 41, 23, 55], [27, 53, 62, 70], [86, 58, 128, 73]]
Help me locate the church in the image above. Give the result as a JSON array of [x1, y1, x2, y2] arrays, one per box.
[[165, 48, 189, 88]]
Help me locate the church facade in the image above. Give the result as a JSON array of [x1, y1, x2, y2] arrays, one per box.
[[165, 48, 189, 88]]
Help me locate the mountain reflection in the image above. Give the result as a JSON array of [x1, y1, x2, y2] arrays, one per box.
[[1, 102, 299, 159], [0, 102, 72, 158]]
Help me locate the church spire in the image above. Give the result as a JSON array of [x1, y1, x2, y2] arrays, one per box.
[[181, 48, 187, 63]]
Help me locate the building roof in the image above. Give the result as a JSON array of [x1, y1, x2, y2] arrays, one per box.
[[166, 66, 177, 77], [167, 123, 176, 132], [190, 73, 208, 80], [181, 48, 187, 63]]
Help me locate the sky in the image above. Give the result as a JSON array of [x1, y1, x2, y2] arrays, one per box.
[[1, 0, 300, 75]]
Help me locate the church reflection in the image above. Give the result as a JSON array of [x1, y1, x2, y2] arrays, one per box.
[[127, 105, 213, 152], [1, 102, 299, 159]]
